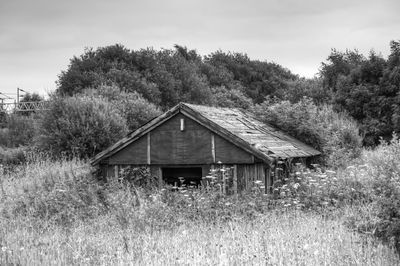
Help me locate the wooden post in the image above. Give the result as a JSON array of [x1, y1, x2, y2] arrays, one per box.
[[114, 165, 119, 179], [265, 167, 271, 194], [147, 133, 151, 165], [233, 164, 238, 198], [158, 167, 163, 188], [211, 133, 216, 163], [222, 164, 226, 195]]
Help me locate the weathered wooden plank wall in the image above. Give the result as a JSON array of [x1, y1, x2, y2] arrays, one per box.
[[106, 113, 255, 166], [150, 114, 212, 164], [236, 163, 266, 191], [107, 135, 148, 164], [214, 135, 254, 164]]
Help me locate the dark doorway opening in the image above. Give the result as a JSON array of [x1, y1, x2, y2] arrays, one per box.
[[162, 167, 202, 187]]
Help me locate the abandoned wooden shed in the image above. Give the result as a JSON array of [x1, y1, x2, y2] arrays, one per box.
[[91, 102, 320, 193]]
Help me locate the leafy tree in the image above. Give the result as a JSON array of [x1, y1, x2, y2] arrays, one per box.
[[320, 49, 365, 90], [253, 98, 362, 167], [1, 114, 38, 147], [82, 85, 162, 131], [281, 78, 330, 104], [20, 92, 44, 103], [37, 95, 128, 158], [57, 44, 299, 108], [210, 86, 253, 109], [204, 51, 297, 103], [319, 41, 400, 145]]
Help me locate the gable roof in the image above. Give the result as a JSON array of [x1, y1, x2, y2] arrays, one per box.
[[91, 102, 320, 166]]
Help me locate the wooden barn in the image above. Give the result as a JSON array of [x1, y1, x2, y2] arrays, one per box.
[[91, 103, 320, 193]]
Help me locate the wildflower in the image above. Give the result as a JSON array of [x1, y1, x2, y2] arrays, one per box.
[[254, 180, 262, 184], [1, 247, 6, 252]]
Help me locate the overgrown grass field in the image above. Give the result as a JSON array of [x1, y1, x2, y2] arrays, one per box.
[[2, 210, 398, 265], [1, 138, 400, 265]]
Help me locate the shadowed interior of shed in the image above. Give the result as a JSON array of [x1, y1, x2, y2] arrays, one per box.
[[162, 167, 202, 186]]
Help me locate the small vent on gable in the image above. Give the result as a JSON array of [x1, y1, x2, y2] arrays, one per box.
[[180, 118, 185, 131]]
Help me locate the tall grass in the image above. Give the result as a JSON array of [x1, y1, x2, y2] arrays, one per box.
[[1, 152, 400, 265], [2, 211, 399, 265]]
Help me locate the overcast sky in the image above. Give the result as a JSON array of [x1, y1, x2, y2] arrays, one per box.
[[0, 0, 399, 99]]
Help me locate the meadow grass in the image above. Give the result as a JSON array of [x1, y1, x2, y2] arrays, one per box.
[[0, 156, 400, 265], [1, 211, 399, 265]]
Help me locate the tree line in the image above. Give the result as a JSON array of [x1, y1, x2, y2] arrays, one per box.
[[1, 40, 399, 167]]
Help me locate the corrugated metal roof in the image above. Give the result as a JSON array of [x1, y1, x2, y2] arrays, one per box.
[[184, 103, 321, 159]]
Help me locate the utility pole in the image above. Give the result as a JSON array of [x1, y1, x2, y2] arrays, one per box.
[[17, 87, 27, 105], [17, 88, 27, 110]]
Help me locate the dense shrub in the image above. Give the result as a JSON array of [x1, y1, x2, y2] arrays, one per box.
[[210, 86, 253, 109], [82, 85, 162, 131], [0, 114, 38, 147], [37, 95, 128, 158], [253, 97, 363, 168], [358, 135, 400, 251], [0, 146, 27, 165]]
